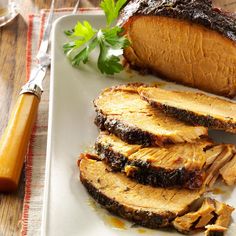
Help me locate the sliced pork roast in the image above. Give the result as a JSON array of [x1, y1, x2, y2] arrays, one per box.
[[79, 155, 204, 229], [138, 86, 236, 133], [79, 155, 234, 234], [95, 132, 236, 189], [119, 0, 236, 97], [94, 85, 207, 146]]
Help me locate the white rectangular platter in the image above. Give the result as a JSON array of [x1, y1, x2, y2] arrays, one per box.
[[42, 11, 236, 236]]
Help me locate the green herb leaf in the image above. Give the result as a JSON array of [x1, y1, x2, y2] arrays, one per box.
[[70, 37, 99, 66], [97, 43, 123, 75], [114, 0, 127, 18], [100, 0, 127, 26], [63, 0, 129, 75], [63, 20, 96, 53], [96, 28, 129, 75], [63, 41, 76, 54], [64, 29, 74, 36], [102, 26, 130, 49]]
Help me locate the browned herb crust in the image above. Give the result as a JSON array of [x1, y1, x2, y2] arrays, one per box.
[[119, 0, 236, 43], [94, 111, 175, 146], [141, 97, 236, 133]]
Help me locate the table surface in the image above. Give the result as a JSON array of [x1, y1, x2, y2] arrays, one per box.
[[0, 0, 235, 235]]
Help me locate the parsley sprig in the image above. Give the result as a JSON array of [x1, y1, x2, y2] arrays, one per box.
[[63, 0, 129, 75]]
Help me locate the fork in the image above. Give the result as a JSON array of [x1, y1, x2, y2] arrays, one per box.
[[73, 0, 80, 14], [0, 0, 55, 192]]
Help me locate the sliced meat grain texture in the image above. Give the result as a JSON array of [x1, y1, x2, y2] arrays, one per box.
[[119, 0, 236, 97], [94, 85, 207, 146], [79, 156, 204, 229], [204, 144, 236, 187], [138, 86, 236, 133], [96, 132, 210, 189], [219, 154, 236, 185], [95, 132, 236, 189]]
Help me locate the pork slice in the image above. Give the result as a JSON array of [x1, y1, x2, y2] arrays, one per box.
[[95, 132, 142, 170], [79, 156, 204, 229], [138, 86, 236, 133], [96, 132, 212, 189], [94, 85, 208, 146]]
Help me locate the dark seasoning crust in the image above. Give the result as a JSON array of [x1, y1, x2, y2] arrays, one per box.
[[141, 95, 236, 133], [95, 140, 127, 171], [94, 111, 174, 146], [118, 0, 236, 43], [95, 140, 204, 189]]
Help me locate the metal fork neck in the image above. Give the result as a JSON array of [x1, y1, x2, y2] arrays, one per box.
[[20, 83, 43, 99]]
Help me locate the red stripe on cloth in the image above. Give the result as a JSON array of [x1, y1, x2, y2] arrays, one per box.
[[21, 14, 35, 236], [38, 12, 46, 48], [21, 129, 36, 235], [42, 7, 100, 13], [79, 7, 100, 11], [25, 15, 34, 82]]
